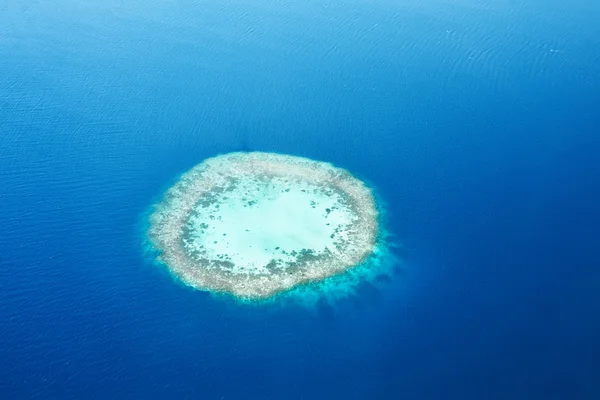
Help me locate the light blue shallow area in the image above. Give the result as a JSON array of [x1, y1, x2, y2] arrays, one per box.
[[1, 0, 599, 398]]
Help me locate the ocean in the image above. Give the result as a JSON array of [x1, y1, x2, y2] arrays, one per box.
[[1, 0, 599, 398]]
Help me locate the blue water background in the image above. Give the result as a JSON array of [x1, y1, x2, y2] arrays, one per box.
[[1, 0, 599, 398]]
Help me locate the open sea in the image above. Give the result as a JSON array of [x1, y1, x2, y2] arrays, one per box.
[[1, 0, 599, 398]]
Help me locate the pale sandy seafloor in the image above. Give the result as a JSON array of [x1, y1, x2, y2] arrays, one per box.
[[147, 152, 391, 301]]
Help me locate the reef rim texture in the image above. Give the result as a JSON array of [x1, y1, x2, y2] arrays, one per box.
[[147, 152, 381, 300]]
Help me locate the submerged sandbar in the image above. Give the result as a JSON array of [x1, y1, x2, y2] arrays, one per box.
[[147, 152, 380, 299]]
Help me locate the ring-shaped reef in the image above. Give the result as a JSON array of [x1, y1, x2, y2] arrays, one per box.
[[147, 152, 385, 301]]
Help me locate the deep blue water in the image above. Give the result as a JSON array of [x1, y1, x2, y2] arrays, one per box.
[[1, 0, 600, 398]]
